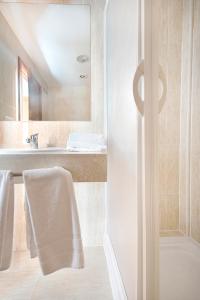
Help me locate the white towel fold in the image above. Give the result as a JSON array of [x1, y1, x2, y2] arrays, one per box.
[[23, 167, 84, 275], [66, 133, 106, 152], [24, 199, 37, 258], [0, 171, 14, 271]]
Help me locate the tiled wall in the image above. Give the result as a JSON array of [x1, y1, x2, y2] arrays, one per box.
[[159, 0, 200, 244], [44, 86, 90, 121], [177, 0, 200, 243], [179, 0, 193, 236], [190, 0, 200, 243], [159, 0, 183, 232], [0, 121, 95, 148]]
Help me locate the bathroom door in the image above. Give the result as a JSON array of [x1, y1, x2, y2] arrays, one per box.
[[106, 0, 161, 299], [156, 1, 200, 300], [106, 0, 146, 299]]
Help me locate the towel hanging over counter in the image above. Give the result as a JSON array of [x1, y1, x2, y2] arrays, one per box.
[[23, 167, 84, 275], [0, 171, 14, 271]]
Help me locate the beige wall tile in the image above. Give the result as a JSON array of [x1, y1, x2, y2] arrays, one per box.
[[189, 0, 200, 243], [190, 154, 200, 242], [159, 147, 180, 197], [160, 195, 179, 231], [158, 0, 183, 232]]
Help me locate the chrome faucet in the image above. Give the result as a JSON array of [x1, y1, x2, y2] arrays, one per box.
[[26, 133, 39, 149]]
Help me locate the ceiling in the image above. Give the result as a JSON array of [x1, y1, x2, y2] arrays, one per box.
[[0, 3, 91, 88]]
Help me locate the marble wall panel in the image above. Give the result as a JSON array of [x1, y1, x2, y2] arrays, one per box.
[[159, 0, 183, 231]]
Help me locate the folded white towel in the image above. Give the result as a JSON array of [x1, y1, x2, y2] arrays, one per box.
[[0, 171, 14, 271], [66, 133, 106, 152], [23, 167, 84, 275], [66, 146, 106, 152]]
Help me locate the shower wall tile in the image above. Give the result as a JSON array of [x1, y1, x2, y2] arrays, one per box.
[[158, 0, 183, 231], [159, 147, 180, 196], [190, 154, 200, 242], [179, 145, 189, 234], [179, 0, 194, 236], [191, 111, 200, 156], [190, 0, 200, 243], [159, 195, 179, 231]]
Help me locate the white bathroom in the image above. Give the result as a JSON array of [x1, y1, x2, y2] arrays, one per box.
[[0, 1, 200, 300]]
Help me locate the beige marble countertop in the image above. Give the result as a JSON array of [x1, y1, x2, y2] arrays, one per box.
[[0, 149, 107, 182]]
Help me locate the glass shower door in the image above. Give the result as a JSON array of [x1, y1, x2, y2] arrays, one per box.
[[157, 1, 200, 300]]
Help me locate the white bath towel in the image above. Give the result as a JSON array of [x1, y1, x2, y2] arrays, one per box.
[[0, 171, 14, 271], [23, 167, 84, 275], [66, 133, 106, 152]]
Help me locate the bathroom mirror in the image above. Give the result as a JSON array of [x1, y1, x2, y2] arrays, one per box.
[[0, 3, 91, 121]]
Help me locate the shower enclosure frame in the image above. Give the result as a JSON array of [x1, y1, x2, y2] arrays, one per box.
[[141, 0, 195, 299], [143, 0, 160, 299], [133, 0, 161, 298], [135, 0, 163, 299]]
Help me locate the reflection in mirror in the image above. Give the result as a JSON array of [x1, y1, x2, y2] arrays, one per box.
[[0, 3, 91, 121]]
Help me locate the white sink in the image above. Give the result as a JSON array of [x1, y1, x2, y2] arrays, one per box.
[[0, 147, 66, 154]]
